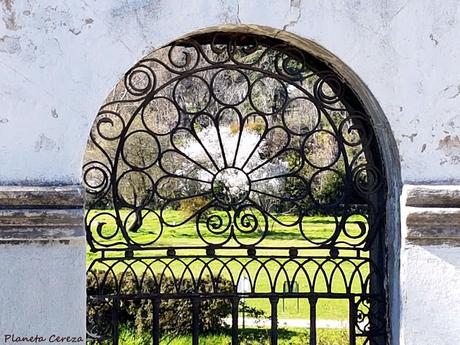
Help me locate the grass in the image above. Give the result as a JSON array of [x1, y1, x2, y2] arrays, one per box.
[[87, 209, 369, 321], [87, 209, 367, 258], [115, 327, 351, 345]]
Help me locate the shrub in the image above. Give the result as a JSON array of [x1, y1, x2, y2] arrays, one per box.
[[87, 270, 233, 338], [179, 196, 210, 217]]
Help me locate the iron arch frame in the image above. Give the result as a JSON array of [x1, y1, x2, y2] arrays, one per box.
[[84, 31, 389, 345]]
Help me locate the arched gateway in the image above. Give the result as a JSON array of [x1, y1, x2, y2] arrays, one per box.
[[84, 32, 387, 345]]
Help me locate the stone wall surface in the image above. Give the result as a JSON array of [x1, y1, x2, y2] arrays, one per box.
[[400, 244, 460, 345], [0, 0, 459, 184], [0, 1, 458, 344], [0, 242, 86, 343], [0, 185, 85, 343]]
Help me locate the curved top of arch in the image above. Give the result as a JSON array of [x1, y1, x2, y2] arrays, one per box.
[[83, 30, 388, 256], [180, 25, 401, 184]]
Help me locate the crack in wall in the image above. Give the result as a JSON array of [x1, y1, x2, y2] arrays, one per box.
[[441, 84, 460, 99], [273, 0, 302, 39], [449, 85, 460, 99], [235, 0, 241, 24], [389, 0, 411, 22], [133, 6, 149, 46], [282, 0, 302, 32]]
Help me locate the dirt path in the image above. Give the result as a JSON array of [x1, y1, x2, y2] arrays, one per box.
[[224, 317, 348, 329]]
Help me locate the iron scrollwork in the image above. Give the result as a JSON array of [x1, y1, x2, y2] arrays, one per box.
[[84, 33, 387, 344]]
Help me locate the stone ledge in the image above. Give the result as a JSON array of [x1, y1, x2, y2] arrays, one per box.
[[0, 185, 83, 208], [404, 185, 460, 245], [405, 185, 460, 208], [406, 207, 460, 245], [0, 186, 84, 242]]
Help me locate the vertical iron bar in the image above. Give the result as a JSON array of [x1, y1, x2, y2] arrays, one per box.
[[270, 296, 279, 345], [231, 297, 239, 345], [242, 299, 245, 329], [309, 297, 317, 345], [349, 298, 356, 345], [152, 298, 160, 345], [192, 298, 200, 345], [112, 297, 120, 345]]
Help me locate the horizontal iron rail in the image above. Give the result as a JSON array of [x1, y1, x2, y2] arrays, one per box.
[[90, 246, 369, 253], [88, 292, 380, 300], [88, 253, 371, 261]]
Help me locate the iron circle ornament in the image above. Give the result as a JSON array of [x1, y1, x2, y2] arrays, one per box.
[[212, 167, 251, 205]]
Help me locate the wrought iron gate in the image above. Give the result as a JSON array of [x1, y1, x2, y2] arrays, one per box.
[[84, 32, 387, 344]]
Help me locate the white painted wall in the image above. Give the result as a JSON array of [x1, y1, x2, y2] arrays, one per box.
[[0, 241, 86, 343], [400, 245, 460, 345], [0, 1, 459, 344], [0, 0, 459, 184]]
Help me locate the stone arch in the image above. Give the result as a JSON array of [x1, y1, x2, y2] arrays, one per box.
[[83, 26, 401, 344]]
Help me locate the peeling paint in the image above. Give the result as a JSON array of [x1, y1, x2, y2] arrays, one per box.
[[438, 135, 460, 150], [111, 1, 160, 20], [217, 0, 239, 24], [402, 133, 418, 142], [69, 27, 81, 35], [437, 135, 460, 165], [0, 34, 20, 54], [110, 1, 160, 46], [69, 17, 94, 36], [1, 0, 20, 30], [429, 33, 439, 46], [37, 5, 75, 35], [34, 134, 56, 152]]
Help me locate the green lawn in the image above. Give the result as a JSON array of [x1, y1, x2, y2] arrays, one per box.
[[87, 209, 367, 257], [114, 327, 351, 345], [87, 210, 368, 321]]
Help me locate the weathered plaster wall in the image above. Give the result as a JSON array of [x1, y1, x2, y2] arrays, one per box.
[[0, 242, 86, 341], [0, 186, 85, 344], [400, 245, 460, 345], [0, 0, 459, 184], [400, 185, 460, 345], [0, 1, 459, 345]]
